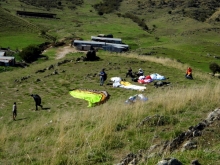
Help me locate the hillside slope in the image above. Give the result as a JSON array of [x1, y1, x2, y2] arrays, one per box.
[[0, 51, 220, 164], [0, 1, 220, 164], [1, 0, 220, 71], [0, 7, 39, 33]]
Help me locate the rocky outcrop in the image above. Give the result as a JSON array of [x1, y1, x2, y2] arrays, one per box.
[[157, 158, 182, 165], [116, 108, 220, 165]]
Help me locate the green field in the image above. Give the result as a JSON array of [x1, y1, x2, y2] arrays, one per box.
[[0, 0, 220, 164]]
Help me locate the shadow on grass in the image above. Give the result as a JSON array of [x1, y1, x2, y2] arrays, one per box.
[[38, 54, 49, 59], [16, 117, 28, 121], [42, 107, 51, 110]]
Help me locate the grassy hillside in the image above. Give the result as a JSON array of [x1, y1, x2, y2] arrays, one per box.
[[0, 52, 220, 165], [0, 6, 48, 50], [1, 0, 220, 71], [0, 0, 220, 164]]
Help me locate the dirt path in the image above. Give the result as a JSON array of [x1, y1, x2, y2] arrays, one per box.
[[56, 45, 77, 59], [43, 45, 86, 59]]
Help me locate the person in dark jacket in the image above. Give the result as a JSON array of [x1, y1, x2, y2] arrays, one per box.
[[126, 67, 133, 78], [99, 68, 107, 86], [31, 94, 43, 110]]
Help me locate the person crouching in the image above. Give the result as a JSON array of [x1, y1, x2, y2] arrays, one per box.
[[30, 94, 43, 110]]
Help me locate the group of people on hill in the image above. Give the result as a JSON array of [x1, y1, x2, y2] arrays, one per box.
[[12, 66, 193, 120], [98, 66, 193, 87], [99, 67, 145, 86], [126, 67, 193, 80], [126, 67, 144, 78], [12, 94, 43, 121]]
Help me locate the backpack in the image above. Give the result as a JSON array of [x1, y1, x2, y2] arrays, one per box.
[[132, 77, 138, 82], [34, 94, 41, 104]]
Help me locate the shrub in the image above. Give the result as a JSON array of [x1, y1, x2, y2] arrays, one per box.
[[209, 62, 220, 75], [98, 11, 104, 16], [19, 45, 42, 63], [86, 50, 99, 61], [93, 0, 122, 14], [116, 12, 121, 17], [57, 1, 61, 6], [123, 12, 149, 31]]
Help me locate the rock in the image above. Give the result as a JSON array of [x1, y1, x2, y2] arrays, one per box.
[[168, 158, 182, 165], [195, 122, 206, 130], [47, 64, 54, 70], [157, 160, 168, 165], [35, 69, 46, 73], [146, 152, 157, 159], [181, 140, 197, 151], [52, 70, 58, 75], [191, 159, 201, 165], [76, 57, 81, 62], [206, 108, 220, 122], [157, 158, 183, 165]]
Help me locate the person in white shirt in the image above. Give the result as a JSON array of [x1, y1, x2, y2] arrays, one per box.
[[137, 68, 144, 77], [12, 102, 17, 121]]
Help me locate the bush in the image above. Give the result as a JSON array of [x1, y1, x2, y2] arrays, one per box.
[[85, 50, 100, 61], [19, 45, 42, 63], [209, 62, 220, 75], [98, 11, 104, 16], [123, 12, 149, 31], [93, 0, 122, 14]]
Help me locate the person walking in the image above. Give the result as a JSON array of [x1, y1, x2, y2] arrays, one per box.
[[99, 68, 107, 86], [30, 94, 43, 110], [12, 102, 17, 121]]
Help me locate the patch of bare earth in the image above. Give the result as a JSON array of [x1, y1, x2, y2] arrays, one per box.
[[55, 45, 85, 59]]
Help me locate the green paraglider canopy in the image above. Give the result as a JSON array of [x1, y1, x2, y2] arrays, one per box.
[[69, 89, 110, 107]]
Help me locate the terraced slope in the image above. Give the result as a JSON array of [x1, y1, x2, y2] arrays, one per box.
[[0, 7, 40, 33]]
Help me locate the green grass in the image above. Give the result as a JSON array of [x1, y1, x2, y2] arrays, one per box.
[[0, 51, 220, 164], [42, 47, 57, 59], [0, 33, 46, 50], [0, 0, 220, 164]]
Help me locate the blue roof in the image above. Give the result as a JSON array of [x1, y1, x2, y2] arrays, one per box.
[[91, 36, 122, 42], [74, 40, 106, 45]]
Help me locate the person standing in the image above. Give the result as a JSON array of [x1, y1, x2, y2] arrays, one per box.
[[99, 68, 107, 86], [12, 102, 17, 121], [30, 94, 43, 110]]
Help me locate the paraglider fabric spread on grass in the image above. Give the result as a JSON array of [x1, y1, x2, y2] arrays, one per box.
[[69, 89, 109, 107]]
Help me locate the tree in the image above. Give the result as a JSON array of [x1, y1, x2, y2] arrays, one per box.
[[58, 1, 62, 6], [86, 50, 99, 61], [209, 62, 220, 75], [19, 45, 42, 63], [40, 30, 46, 36]]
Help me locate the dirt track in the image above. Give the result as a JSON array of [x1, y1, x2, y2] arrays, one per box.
[[55, 45, 80, 59]]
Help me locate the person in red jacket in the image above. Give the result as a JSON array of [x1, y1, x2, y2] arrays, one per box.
[[185, 67, 193, 79]]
